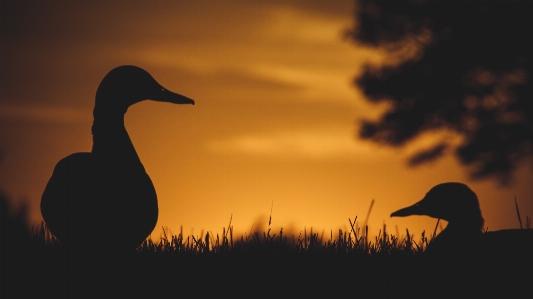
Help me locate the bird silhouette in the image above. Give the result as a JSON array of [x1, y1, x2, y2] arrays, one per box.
[[40, 65, 194, 254], [391, 182, 533, 295], [391, 183, 484, 256]]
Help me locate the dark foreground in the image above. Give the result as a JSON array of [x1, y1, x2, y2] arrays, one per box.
[[2, 226, 532, 298]]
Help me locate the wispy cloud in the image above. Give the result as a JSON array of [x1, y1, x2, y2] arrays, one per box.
[[207, 126, 388, 160], [0, 104, 91, 124]]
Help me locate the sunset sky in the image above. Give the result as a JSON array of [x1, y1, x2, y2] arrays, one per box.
[[1, 0, 532, 241]]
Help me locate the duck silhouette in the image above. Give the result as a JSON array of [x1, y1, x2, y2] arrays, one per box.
[[40, 65, 194, 253], [391, 182, 484, 257], [391, 182, 533, 294]]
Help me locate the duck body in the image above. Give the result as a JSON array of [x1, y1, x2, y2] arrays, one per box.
[[41, 65, 194, 253], [391, 182, 533, 295], [391, 182, 533, 256], [41, 143, 157, 252]]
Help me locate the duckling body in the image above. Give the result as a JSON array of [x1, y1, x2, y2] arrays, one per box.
[[41, 65, 194, 253]]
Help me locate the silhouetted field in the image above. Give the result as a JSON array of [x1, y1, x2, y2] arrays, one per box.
[[1, 193, 531, 298], [4, 222, 425, 297]]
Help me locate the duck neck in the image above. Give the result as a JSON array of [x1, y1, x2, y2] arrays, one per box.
[[443, 214, 485, 236], [91, 107, 142, 165]]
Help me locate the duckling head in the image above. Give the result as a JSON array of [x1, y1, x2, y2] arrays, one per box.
[[391, 182, 484, 230], [94, 65, 194, 115]]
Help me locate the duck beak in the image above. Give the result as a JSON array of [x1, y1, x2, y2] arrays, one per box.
[[390, 199, 425, 217], [156, 86, 195, 105]]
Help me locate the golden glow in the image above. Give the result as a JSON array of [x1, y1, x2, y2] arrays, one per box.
[[1, 1, 532, 243]]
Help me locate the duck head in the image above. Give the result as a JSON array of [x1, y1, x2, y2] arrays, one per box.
[[391, 182, 484, 230], [94, 65, 194, 115]]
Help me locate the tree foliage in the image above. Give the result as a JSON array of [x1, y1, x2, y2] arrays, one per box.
[[348, 0, 533, 184]]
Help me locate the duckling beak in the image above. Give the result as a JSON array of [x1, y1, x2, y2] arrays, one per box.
[[156, 86, 195, 105], [390, 199, 424, 217]]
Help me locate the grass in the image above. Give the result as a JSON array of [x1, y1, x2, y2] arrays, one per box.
[[26, 215, 427, 257], [135, 219, 427, 256], [5, 215, 431, 297], [2, 193, 531, 297], [28, 197, 430, 256], [134, 199, 431, 255], [10, 220, 427, 297], [27, 197, 431, 256]]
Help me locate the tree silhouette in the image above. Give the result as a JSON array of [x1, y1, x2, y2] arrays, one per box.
[[347, 0, 533, 184]]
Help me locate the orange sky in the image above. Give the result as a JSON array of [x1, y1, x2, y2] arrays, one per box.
[[1, 0, 532, 242]]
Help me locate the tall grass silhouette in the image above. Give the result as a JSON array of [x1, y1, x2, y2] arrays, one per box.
[[2, 194, 531, 298]]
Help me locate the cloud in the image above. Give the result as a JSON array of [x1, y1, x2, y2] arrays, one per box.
[[251, 64, 357, 104], [0, 104, 91, 124], [207, 126, 386, 160]]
